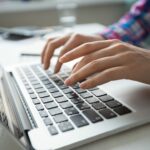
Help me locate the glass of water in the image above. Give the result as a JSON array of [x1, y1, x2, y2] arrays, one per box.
[[56, 0, 77, 29]]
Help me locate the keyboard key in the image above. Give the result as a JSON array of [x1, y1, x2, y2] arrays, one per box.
[[48, 126, 58, 135], [53, 114, 68, 123], [27, 89, 34, 94], [39, 110, 48, 117], [46, 69, 52, 74], [91, 89, 106, 97], [75, 88, 86, 94], [62, 88, 72, 94], [48, 87, 59, 93], [33, 84, 43, 89], [43, 117, 53, 125], [72, 84, 79, 89], [51, 92, 63, 98], [92, 102, 106, 110], [55, 96, 68, 103], [71, 97, 84, 104], [25, 84, 31, 90], [35, 88, 46, 93], [66, 92, 78, 99], [59, 85, 68, 90], [99, 95, 114, 102], [86, 97, 99, 104], [83, 109, 103, 123], [70, 114, 89, 127], [99, 108, 117, 119], [105, 100, 122, 108], [31, 81, 40, 85], [113, 106, 131, 115], [36, 104, 44, 111], [65, 107, 79, 115], [58, 121, 74, 132], [59, 102, 73, 109], [55, 80, 64, 86], [43, 80, 52, 85], [30, 93, 37, 99], [51, 76, 60, 82], [40, 76, 48, 81], [41, 97, 53, 103], [89, 87, 99, 91], [49, 108, 62, 116], [38, 92, 50, 98], [80, 92, 93, 98], [58, 73, 68, 79], [32, 98, 40, 104], [45, 84, 55, 89], [45, 102, 58, 109], [76, 102, 90, 110]]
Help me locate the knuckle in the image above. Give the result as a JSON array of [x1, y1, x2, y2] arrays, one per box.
[[48, 41, 56, 49], [81, 56, 90, 64], [72, 33, 83, 40], [126, 51, 140, 59], [120, 51, 135, 60], [82, 43, 92, 50], [114, 42, 127, 49], [124, 51, 134, 57], [104, 70, 114, 80], [108, 39, 121, 44], [112, 39, 121, 44], [90, 60, 99, 70]]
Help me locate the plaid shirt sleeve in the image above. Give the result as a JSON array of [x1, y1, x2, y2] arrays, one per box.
[[100, 0, 150, 45]]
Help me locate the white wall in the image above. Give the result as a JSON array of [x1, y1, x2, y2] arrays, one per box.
[[0, 2, 128, 27]]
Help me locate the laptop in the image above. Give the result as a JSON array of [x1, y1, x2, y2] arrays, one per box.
[[0, 62, 150, 150]]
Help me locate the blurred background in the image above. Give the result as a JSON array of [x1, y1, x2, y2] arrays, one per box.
[[0, 0, 136, 27]]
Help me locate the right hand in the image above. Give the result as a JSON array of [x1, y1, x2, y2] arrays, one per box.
[[41, 33, 104, 73]]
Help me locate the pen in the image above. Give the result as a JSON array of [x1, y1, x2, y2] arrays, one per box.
[[20, 53, 59, 57]]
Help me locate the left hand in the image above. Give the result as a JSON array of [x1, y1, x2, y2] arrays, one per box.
[[59, 39, 150, 89]]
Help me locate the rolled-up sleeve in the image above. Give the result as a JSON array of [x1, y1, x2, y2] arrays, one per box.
[[100, 0, 150, 46]]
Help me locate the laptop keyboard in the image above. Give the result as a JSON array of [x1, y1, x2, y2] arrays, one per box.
[[18, 64, 131, 136]]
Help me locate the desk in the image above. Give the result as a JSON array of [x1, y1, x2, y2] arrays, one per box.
[[0, 23, 150, 150]]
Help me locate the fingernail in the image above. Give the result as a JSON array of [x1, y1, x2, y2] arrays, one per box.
[[64, 78, 72, 85], [80, 82, 87, 89]]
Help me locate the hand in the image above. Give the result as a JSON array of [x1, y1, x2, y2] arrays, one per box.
[[59, 39, 150, 89], [41, 33, 104, 72]]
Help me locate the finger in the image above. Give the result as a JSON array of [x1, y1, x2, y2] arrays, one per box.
[[43, 34, 70, 69], [64, 54, 123, 86], [59, 39, 116, 63], [80, 66, 126, 89], [72, 43, 126, 73], [41, 38, 56, 64], [41, 48, 46, 64], [54, 35, 86, 73]]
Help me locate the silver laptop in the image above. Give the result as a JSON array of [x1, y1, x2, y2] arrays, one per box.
[[0, 62, 150, 150]]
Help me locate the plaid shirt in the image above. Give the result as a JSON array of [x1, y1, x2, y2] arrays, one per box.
[[101, 0, 150, 45]]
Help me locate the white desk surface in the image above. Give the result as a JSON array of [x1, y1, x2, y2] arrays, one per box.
[[0, 23, 150, 150]]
